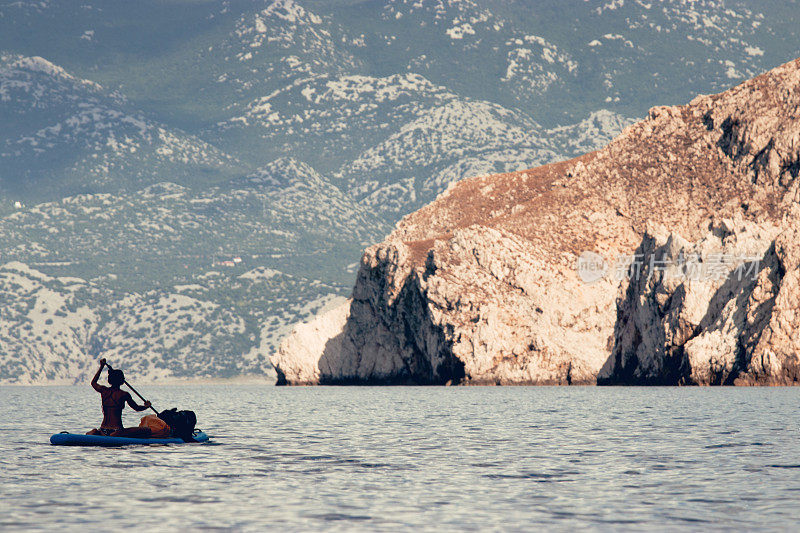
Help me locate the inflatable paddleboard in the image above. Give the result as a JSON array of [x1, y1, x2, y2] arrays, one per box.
[[50, 431, 209, 446]]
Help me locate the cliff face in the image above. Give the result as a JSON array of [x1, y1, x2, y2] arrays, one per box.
[[597, 218, 799, 385], [273, 226, 617, 384], [273, 58, 800, 385]]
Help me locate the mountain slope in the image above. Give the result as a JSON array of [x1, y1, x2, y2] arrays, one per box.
[[0, 156, 384, 383], [0, 157, 384, 289], [0, 260, 346, 384]]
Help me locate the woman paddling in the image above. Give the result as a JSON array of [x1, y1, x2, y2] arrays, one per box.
[[86, 358, 166, 438]]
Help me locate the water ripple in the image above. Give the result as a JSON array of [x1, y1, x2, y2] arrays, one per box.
[[1, 385, 799, 531]]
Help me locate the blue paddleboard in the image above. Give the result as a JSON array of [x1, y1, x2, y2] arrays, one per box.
[[50, 431, 209, 446]]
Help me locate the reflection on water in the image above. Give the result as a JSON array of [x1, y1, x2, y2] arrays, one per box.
[[1, 385, 799, 530]]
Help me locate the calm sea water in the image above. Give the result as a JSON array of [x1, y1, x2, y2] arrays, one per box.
[[1, 385, 799, 531]]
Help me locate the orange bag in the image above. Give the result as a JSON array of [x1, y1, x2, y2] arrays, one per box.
[[139, 414, 171, 438]]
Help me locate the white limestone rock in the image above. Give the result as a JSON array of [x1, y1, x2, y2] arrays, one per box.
[[275, 226, 617, 385], [600, 219, 800, 385]]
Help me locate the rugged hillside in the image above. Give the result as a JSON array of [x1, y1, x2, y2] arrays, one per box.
[[0, 156, 376, 384], [274, 57, 800, 385], [0, 261, 347, 384], [215, 73, 623, 219]]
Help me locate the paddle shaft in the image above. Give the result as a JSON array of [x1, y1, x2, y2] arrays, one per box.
[[105, 363, 159, 415]]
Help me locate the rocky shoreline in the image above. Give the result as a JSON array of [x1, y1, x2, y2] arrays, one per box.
[[273, 58, 800, 386]]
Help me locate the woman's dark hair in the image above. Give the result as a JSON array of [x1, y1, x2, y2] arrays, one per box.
[[108, 369, 125, 387]]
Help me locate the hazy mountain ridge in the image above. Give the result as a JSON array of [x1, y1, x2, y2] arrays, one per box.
[[0, 54, 243, 202]]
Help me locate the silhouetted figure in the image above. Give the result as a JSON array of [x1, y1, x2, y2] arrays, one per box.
[[86, 359, 152, 437]]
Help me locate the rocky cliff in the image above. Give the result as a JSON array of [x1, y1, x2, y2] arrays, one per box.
[[273, 58, 800, 385], [598, 217, 799, 385]]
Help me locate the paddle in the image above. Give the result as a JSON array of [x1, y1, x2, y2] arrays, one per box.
[[106, 362, 159, 415]]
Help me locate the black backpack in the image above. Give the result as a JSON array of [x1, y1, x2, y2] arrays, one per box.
[[158, 408, 198, 442]]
